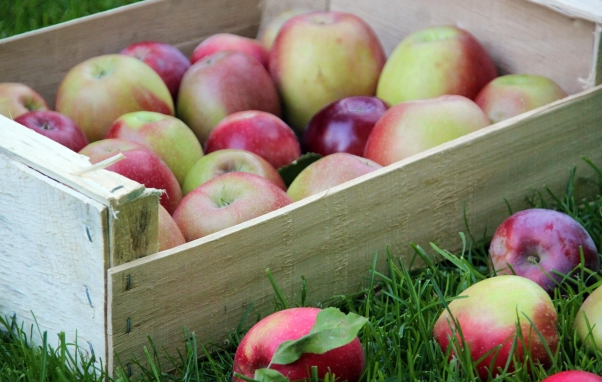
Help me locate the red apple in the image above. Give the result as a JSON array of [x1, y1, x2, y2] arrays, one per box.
[[182, 149, 285, 195], [257, 8, 313, 50], [106, 111, 204, 186], [189, 33, 269, 69], [376, 25, 497, 105], [56, 54, 174, 143], [79, 139, 182, 214], [177, 51, 281, 145], [204, 110, 301, 169], [157, 204, 186, 252], [433, 275, 558, 380], [173, 172, 291, 241], [269, 11, 386, 132], [364, 95, 490, 166], [287, 152, 382, 202], [540, 371, 602, 382], [0, 82, 48, 119], [233, 307, 365, 382], [573, 283, 602, 352], [14, 110, 88, 152], [120, 41, 191, 102], [475, 74, 568, 124], [302, 96, 389, 157], [489, 208, 599, 295]]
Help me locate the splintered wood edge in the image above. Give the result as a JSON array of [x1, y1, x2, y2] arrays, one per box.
[[526, 0, 602, 23]]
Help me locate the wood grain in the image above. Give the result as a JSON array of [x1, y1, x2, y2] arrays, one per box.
[[108, 85, 602, 373]]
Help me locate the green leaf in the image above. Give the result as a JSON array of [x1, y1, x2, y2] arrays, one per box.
[[277, 152, 322, 187], [253, 368, 289, 382], [270, 307, 368, 366]]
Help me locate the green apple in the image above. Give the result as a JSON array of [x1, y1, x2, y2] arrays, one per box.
[[574, 283, 602, 352]]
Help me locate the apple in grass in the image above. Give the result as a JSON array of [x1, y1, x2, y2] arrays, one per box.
[[573, 283, 602, 352], [433, 275, 558, 380], [189, 33, 269, 69], [173, 172, 291, 241], [177, 51, 281, 145], [475, 74, 568, 124], [287, 153, 382, 202], [56, 54, 174, 143], [364, 95, 490, 166], [257, 8, 313, 50], [376, 25, 498, 106], [302, 96, 389, 157], [182, 149, 285, 195], [0, 82, 48, 119], [541, 371, 602, 382], [79, 139, 182, 214], [157, 204, 186, 252], [204, 110, 301, 169], [14, 110, 88, 152], [269, 11, 386, 132], [489, 208, 599, 295], [120, 41, 191, 102], [105, 111, 204, 187]]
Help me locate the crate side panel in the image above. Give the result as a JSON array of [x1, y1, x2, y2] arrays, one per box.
[[331, 0, 596, 94], [107, 86, 602, 370], [0, 156, 108, 364], [259, 0, 329, 30], [0, 0, 262, 105]]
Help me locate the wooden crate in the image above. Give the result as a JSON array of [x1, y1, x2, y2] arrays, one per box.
[[2, 0, 602, 374]]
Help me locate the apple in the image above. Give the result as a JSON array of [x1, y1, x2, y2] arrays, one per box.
[[376, 25, 498, 106], [287, 152, 382, 202], [232, 307, 365, 382], [574, 283, 602, 352], [105, 111, 204, 187], [204, 110, 301, 169], [158, 204, 186, 252], [189, 33, 269, 69], [120, 41, 191, 102], [257, 8, 313, 50], [0, 82, 49, 119], [302, 96, 389, 157], [475, 74, 568, 124], [177, 51, 281, 145], [173, 172, 292, 241], [182, 149, 285, 195], [14, 110, 88, 152], [433, 275, 558, 380], [540, 371, 602, 382], [363, 95, 490, 166], [489, 208, 599, 295], [79, 139, 182, 214], [269, 11, 386, 132], [55, 54, 174, 143]]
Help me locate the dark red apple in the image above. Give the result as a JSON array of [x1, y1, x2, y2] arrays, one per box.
[[14, 110, 89, 152], [302, 96, 389, 156]]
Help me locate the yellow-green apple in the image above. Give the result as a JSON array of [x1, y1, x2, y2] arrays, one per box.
[[204, 110, 301, 169], [287, 152, 382, 202], [541, 371, 602, 382], [182, 149, 285, 195], [302, 96, 389, 157], [55, 54, 174, 142], [105, 111, 203, 186], [363, 95, 490, 166], [475, 74, 568, 124], [173, 172, 291, 241], [574, 283, 602, 352], [376, 25, 497, 106], [120, 41, 191, 102], [269, 11, 386, 132], [0, 82, 48, 119], [14, 110, 88, 152], [233, 307, 365, 382], [177, 51, 281, 145], [257, 8, 313, 50], [190, 33, 269, 69], [489, 208, 599, 295], [79, 139, 182, 214], [158, 204, 186, 252], [433, 275, 558, 380]]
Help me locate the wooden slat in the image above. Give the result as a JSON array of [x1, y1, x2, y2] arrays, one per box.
[[526, 0, 602, 23], [259, 0, 329, 31], [0, 0, 263, 106], [108, 85, 602, 373]]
